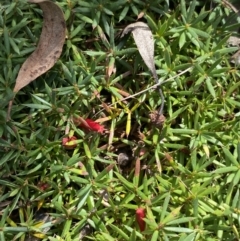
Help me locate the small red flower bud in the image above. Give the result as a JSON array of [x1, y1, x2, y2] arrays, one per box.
[[136, 207, 146, 232], [37, 181, 49, 191], [62, 136, 77, 150]]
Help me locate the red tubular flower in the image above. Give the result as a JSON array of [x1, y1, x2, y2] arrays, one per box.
[[62, 136, 77, 150], [85, 119, 104, 133], [74, 117, 105, 134], [136, 207, 146, 232]]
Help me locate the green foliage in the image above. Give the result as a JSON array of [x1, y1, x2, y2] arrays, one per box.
[[1, 0, 240, 240]]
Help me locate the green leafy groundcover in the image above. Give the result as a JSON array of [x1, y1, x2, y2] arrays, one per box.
[[1, 0, 240, 240]]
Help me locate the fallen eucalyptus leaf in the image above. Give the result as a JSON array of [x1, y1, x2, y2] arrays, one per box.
[[121, 22, 165, 115], [8, 0, 66, 119], [121, 22, 157, 80], [14, 0, 66, 93]]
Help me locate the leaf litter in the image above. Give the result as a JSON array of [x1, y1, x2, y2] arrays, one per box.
[[7, 0, 66, 119], [121, 22, 165, 124]]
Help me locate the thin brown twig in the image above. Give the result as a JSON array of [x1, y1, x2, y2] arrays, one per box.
[[222, 0, 238, 13], [94, 67, 192, 117]]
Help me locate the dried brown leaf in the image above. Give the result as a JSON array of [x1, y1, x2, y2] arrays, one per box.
[[121, 22, 157, 80], [13, 0, 66, 93], [121, 22, 165, 115]]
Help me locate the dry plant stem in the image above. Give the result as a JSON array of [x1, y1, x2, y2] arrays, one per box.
[[222, 0, 238, 13], [7, 100, 13, 121], [65, 118, 71, 135], [96, 67, 192, 116], [153, 73, 164, 115], [158, 88, 165, 115]]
